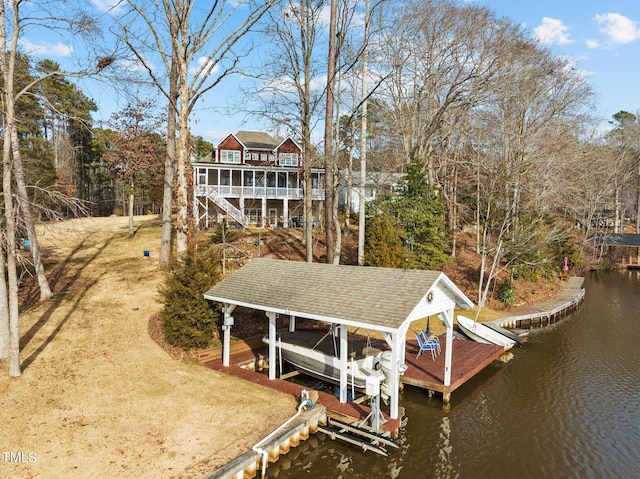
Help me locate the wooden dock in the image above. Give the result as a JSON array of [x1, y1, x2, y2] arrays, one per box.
[[490, 276, 585, 329], [201, 333, 505, 413], [201, 347, 402, 433], [402, 337, 505, 402], [200, 335, 506, 477]]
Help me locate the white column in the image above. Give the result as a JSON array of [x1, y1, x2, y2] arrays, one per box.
[[267, 312, 277, 380], [439, 310, 454, 387], [389, 333, 400, 419], [222, 304, 236, 367], [283, 198, 289, 227], [383, 331, 402, 420], [339, 324, 348, 403], [261, 197, 267, 228], [289, 315, 296, 332], [239, 196, 245, 223]]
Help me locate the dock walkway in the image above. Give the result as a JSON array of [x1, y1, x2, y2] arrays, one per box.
[[489, 276, 585, 329]]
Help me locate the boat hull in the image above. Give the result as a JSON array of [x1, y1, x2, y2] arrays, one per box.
[[457, 315, 516, 350], [264, 331, 384, 390]]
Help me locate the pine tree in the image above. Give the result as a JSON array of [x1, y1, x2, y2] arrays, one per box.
[[364, 158, 451, 270], [393, 158, 451, 269], [160, 247, 222, 349], [364, 203, 405, 268]]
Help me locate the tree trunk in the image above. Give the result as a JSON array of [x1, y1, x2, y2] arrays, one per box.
[[357, 0, 370, 266], [323, 0, 338, 264], [175, 53, 192, 254], [333, 179, 342, 264], [2, 91, 21, 377], [2, 0, 52, 302], [0, 245, 9, 360], [128, 178, 135, 238], [0, 0, 10, 355], [0, 0, 10, 361], [158, 15, 179, 269], [344, 135, 353, 236], [304, 171, 313, 263], [450, 163, 458, 258], [9, 127, 53, 301]]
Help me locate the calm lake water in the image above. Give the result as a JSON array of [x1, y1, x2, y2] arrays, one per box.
[[266, 271, 640, 479]]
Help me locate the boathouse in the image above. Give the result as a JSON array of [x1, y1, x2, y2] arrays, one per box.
[[204, 258, 474, 420]]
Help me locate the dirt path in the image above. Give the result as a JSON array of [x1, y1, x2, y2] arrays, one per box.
[[0, 216, 296, 479]]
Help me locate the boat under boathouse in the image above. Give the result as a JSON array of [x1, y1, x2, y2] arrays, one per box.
[[204, 258, 480, 419]]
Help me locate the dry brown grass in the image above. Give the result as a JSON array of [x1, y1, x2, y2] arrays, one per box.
[[0, 216, 296, 479]]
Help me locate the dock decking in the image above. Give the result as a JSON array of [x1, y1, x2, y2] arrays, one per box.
[[403, 337, 505, 402], [201, 333, 505, 425]]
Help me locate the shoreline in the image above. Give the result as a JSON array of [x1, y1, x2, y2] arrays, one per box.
[[2, 216, 586, 479]]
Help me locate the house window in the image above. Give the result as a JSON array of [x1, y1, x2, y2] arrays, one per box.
[[260, 153, 268, 161], [208, 169, 218, 185], [279, 153, 299, 167], [197, 168, 206, 185], [220, 150, 241, 164], [251, 153, 259, 161], [244, 171, 254, 187]]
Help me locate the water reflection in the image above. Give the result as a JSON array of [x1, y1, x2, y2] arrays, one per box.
[[267, 271, 640, 479], [434, 416, 454, 479]]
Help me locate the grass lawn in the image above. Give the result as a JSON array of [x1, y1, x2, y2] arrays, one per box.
[[0, 216, 296, 479]]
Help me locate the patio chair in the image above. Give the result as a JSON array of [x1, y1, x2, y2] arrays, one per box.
[[421, 331, 441, 354], [416, 333, 437, 360]]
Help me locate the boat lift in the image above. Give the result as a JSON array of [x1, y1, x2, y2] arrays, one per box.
[[316, 369, 400, 456]]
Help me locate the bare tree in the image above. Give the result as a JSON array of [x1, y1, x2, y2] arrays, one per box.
[[607, 111, 640, 233], [323, 0, 338, 263], [1, 1, 20, 373], [465, 32, 595, 301], [123, 0, 276, 262], [0, 0, 108, 375], [103, 99, 165, 237], [251, 0, 328, 262], [375, 1, 507, 179], [357, 0, 371, 266]]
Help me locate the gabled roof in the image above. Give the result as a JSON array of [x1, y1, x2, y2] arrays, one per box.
[[275, 136, 302, 152], [599, 233, 640, 247], [235, 131, 279, 150], [204, 258, 474, 332]]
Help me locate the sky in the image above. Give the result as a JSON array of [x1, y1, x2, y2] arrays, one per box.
[[476, 0, 640, 128], [16, 0, 640, 142]]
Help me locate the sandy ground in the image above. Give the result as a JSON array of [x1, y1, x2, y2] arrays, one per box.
[[0, 216, 296, 479]]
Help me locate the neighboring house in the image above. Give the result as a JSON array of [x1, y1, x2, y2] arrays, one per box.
[[337, 170, 404, 213], [193, 131, 324, 228]]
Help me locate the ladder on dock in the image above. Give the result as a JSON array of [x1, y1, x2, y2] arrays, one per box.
[[317, 417, 400, 457]]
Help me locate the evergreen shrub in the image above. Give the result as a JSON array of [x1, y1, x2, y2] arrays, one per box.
[[498, 279, 515, 306], [160, 246, 222, 349]]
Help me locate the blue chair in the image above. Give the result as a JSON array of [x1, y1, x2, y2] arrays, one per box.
[[421, 331, 441, 355], [416, 333, 437, 360]]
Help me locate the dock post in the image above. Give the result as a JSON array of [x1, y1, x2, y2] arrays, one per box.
[[267, 312, 277, 380]]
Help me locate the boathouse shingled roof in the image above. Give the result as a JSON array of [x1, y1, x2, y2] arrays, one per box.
[[204, 258, 473, 331]]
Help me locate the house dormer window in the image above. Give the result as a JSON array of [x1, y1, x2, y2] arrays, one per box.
[[279, 153, 299, 167], [220, 150, 241, 164]]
